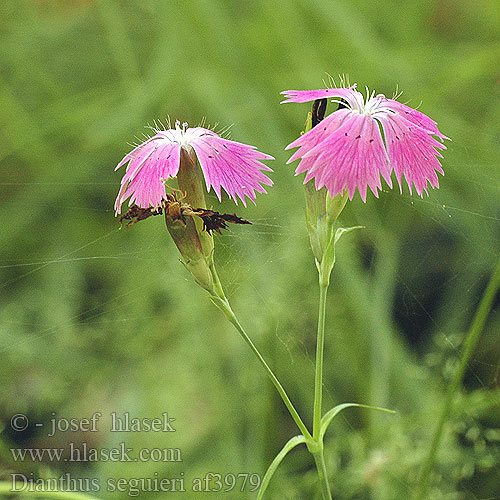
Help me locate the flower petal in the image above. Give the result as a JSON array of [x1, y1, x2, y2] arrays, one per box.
[[291, 112, 392, 201], [281, 87, 362, 108], [286, 108, 352, 166], [380, 98, 450, 140], [377, 113, 446, 196], [190, 132, 274, 206], [114, 139, 181, 214]]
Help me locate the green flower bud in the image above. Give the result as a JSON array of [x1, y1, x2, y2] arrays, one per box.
[[165, 212, 214, 293], [301, 111, 348, 264], [176, 148, 214, 260]]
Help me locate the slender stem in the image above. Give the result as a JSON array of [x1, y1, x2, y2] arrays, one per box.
[[312, 449, 333, 500], [209, 262, 312, 441], [0, 483, 100, 500], [313, 281, 329, 440], [311, 228, 335, 498], [415, 256, 500, 500]]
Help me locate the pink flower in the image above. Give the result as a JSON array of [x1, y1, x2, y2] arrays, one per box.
[[114, 121, 274, 214], [282, 85, 450, 201]]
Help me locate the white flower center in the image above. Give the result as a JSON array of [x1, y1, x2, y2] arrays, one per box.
[[172, 121, 196, 149], [156, 121, 216, 153], [335, 88, 394, 117]]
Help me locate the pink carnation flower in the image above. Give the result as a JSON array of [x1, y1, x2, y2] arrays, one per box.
[[282, 85, 449, 201], [114, 121, 274, 214]]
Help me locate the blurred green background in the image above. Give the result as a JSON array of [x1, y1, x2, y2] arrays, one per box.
[[1, 0, 499, 499]]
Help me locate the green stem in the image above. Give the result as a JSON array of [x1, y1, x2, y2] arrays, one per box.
[[312, 448, 333, 500], [313, 281, 329, 440], [208, 262, 312, 441], [0, 483, 100, 500], [415, 256, 500, 500], [310, 226, 336, 499]]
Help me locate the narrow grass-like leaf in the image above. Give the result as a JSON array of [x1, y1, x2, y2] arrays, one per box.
[[334, 225, 365, 245], [319, 403, 395, 442], [257, 435, 307, 500]]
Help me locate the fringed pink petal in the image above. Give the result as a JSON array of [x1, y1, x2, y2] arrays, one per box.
[[381, 98, 450, 140], [190, 132, 274, 206], [377, 113, 446, 196], [114, 137, 156, 171], [292, 112, 391, 201], [114, 139, 181, 214], [286, 109, 352, 166], [281, 87, 361, 108]]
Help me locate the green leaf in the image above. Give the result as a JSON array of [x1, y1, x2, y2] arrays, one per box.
[[319, 403, 395, 442], [334, 225, 365, 245], [320, 225, 365, 282], [257, 435, 307, 500]]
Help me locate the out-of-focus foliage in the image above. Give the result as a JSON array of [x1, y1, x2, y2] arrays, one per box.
[[0, 1, 499, 499]]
